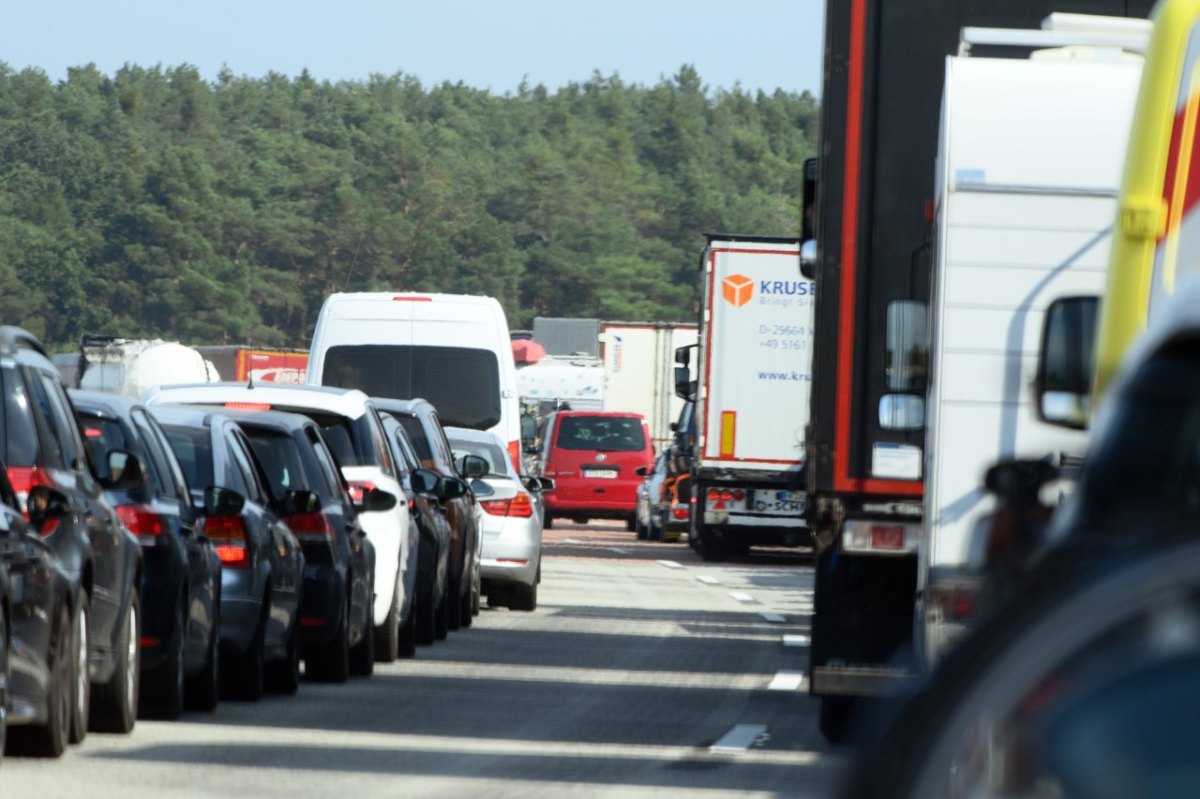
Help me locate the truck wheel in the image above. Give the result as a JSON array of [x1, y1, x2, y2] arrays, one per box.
[[695, 531, 728, 562]]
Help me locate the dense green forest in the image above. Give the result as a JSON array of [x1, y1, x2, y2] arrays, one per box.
[[0, 63, 816, 348]]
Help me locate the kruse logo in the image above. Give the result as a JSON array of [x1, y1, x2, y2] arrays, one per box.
[[722, 274, 754, 307]]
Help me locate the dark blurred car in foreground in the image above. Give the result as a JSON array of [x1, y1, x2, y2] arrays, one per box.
[[379, 411, 451, 646], [225, 408, 380, 680], [373, 398, 482, 631], [0, 327, 142, 739], [150, 405, 304, 701], [72, 391, 222, 718], [0, 464, 78, 758]]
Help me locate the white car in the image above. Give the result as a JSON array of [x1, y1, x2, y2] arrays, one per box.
[[141, 383, 418, 662], [444, 426, 550, 612]]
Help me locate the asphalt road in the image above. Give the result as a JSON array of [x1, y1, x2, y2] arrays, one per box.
[[3, 521, 847, 798]]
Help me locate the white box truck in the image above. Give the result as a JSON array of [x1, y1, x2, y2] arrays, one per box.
[[917, 16, 1146, 667], [677, 234, 812, 560], [599, 322, 697, 451]]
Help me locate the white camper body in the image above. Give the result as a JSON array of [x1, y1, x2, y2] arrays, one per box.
[[599, 323, 698, 450], [918, 37, 1144, 665]]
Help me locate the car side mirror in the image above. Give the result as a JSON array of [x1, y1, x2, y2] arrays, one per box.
[[635, 466, 648, 477], [470, 479, 495, 499], [457, 454, 488, 479], [204, 486, 246, 518], [101, 449, 145, 492], [537, 477, 555, 493], [359, 487, 397, 513], [411, 468, 440, 495], [282, 488, 320, 516], [440, 477, 468, 501], [27, 485, 70, 534]]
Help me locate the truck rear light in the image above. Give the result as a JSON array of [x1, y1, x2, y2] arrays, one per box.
[[116, 504, 165, 544], [285, 511, 335, 544], [347, 480, 377, 505], [671, 506, 689, 520], [202, 515, 251, 567], [931, 583, 980, 621], [842, 520, 919, 555]]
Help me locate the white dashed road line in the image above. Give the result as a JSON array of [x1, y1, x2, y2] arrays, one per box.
[[759, 612, 787, 624], [563, 539, 581, 545], [609, 547, 631, 555], [728, 591, 756, 604], [783, 634, 810, 647], [767, 671, 806, 691], [696, 575, 721, 585], [656, 559, 685, 569], [709, 723, 769, 754]]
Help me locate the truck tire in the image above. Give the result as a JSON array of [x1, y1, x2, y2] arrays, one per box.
[[819, 696, 855, 745]]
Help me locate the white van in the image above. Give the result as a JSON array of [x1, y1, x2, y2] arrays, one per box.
[[307, 292, 522, 470]]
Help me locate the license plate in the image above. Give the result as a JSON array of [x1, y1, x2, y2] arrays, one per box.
[[752, 490, 805, 515], [583, 468, 618, 479]]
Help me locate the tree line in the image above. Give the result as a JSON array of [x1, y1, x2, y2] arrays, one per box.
[[0, 62, 817, 348]]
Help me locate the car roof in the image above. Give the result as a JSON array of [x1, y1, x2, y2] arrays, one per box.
[[147, 404, 228, 429], [554, 411, 646, 420], [443, 426, 504, 446], [143, 382, 371, 419], [218, 407, 318, 435], [370, 397, 431, 416], [69, 388, 141, 418]]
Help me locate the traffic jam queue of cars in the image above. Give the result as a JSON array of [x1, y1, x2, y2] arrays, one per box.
[[0, 312, 553, 761]]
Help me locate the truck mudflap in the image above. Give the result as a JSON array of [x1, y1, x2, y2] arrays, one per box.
[[810, 664, 917, 697]]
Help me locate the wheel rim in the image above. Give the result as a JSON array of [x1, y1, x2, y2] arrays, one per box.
[[124, 605, 138, 717], [75, 603, 88, 723]]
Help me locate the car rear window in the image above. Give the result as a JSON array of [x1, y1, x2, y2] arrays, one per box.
[[162, 425, 215, 493], [555, 416, 646, 452], [271, 408, 378, 469], [78, 413, 129, 484], [322, 345, 501, 430], [1, 366, 40, 468], [394, 415, 432, 462], [447, 436, 512, 478], [243, 429, 308, 500]]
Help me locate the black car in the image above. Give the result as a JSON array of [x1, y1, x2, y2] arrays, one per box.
[[71, 390, 222, 718], [224, 408, 380, 681], [0, 327, 142, 739], [379, 412, 452, 645], [150, 405, 304, 701], [373, 398, 481, 631], [0, 463, 77, 758]]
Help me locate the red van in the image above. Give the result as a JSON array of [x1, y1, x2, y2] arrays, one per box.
[[539, 411, 654, 529]]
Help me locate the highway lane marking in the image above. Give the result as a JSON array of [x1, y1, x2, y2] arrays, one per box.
[[783, 634, 810, 647], [563, 539, 582, 544], [759, 612, 787, 624], [728, 591, 756, 603], [710, 723, 769, 754], [697, 575, 721, 585], [767, 670, 806, 691], [656, 559, 684, 569], [608, 547, 631, 555]]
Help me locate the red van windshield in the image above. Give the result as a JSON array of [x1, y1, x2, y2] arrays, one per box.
[[555, 417, 645, 452]]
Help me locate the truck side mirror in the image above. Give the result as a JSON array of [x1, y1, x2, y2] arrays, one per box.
[[800, 239, 817, 280], [1033, 296, 1098, 430], [674, 366, 692, 400]]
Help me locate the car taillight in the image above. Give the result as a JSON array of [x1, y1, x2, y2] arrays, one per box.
[[672, 507, 689, 520], [347, 480, 377, 505], [116, 504, 165, 544], [286, 511, 335, 544], [202, 515, 251, 567], [480, 492, 534, 518]]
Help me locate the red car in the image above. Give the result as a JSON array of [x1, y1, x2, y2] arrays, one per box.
[[538, 412, 653, 529]]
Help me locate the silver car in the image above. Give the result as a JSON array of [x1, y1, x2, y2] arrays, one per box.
[[444, 427, 552, 612]]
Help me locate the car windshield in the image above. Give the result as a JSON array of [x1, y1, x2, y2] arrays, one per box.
[[322, 345, 501, 430], [448, 436, 512, 478], [556, 416, 645, 452], [162, 425, 215, 493]]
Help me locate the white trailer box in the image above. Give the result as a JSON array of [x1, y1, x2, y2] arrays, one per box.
[[516, 355, 605, 411], [600, 322, 698, 450], [686, 235, 812, 558], [919, 30, 1144, 665]]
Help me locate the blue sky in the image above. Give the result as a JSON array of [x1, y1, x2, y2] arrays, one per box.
[[6, 1, 824, 95]]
